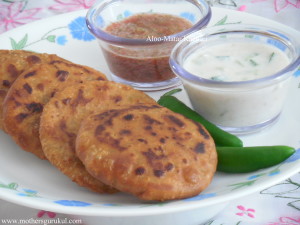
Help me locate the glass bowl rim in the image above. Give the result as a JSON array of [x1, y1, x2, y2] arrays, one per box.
[[86, 0, 212, 46], [170, 24, 300, 88]]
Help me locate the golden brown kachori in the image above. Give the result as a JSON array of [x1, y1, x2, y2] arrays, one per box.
[[3, 60, 107, 159], [0, 50, 67, 129], [39, 80, 156, 193], [75, 105, 217, 201]]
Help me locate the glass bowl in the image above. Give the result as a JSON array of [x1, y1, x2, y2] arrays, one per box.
[[86, 0, 211, 91], [170, 24, 300, 134]]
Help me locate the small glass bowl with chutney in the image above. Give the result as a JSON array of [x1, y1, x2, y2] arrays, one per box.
[[86, 0, 211, 91], [170, 24, 300, 134]]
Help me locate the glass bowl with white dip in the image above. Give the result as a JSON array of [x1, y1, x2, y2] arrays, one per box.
[[170, 24, 300, 134]]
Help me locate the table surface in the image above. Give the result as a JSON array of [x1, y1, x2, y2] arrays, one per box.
[[0, 0, 299, 224]]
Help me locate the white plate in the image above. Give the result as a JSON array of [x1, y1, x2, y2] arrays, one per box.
[[0, 7, 299, 224]]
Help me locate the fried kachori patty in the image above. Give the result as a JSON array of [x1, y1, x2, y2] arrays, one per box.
[[75, 105, 217, 201], [2, 60, 107, 159], [0, 50, 68, 129], [39, 80, 156, 193]]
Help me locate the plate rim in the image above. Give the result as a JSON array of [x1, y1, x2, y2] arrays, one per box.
[[0, 7, 299, 217]]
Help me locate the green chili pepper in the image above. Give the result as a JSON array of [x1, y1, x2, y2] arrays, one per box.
[[157, 89, 243, 147], [216, 145, 295, 173]]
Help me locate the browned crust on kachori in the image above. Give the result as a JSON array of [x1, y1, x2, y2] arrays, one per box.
[[76, 105, 217, 201], [39, 80, 156, 193], [3, 60, 107, 159]]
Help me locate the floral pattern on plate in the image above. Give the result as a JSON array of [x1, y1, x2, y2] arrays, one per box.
[[0, 9, 299, 218]]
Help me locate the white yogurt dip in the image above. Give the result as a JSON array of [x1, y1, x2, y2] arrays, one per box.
[[180, 41, 293, 132], [183, 78, 292, 129], [183, 42, 290, 82]]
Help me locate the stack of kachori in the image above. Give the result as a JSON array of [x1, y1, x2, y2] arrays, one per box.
[[39, 81, 157, 193], [3, 58, 107, 159], [0, 49, 217, 201]]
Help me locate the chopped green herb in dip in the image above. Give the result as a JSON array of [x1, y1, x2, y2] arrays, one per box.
[[183, 42, 290, 82]]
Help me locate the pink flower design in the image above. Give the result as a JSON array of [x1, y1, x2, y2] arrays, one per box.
[[37, 210, 56, 218], [0, 2, 41, 33], [274, 0, 300, 12], [268, 216, 300, 225], [49, 0, 97, 13], [236, 205, 256, 218], [238, 5, 247, 11], [251, 0, 300, 12]]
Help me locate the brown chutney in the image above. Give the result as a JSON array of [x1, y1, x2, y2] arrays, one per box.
[[103, 13, 193, 83]]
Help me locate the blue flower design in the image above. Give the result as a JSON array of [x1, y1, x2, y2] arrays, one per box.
[[68, 17, 95, 41], [54, 200, 92, 207], [268, 169, 280, 176], [123, 10, 132, 18], [17, 193, 27, 196], [17, 189, 38, 197], [294, 68, 300, 77], [56, 35, 67, 45], [267, 30, 289, 40], [180, 12, 196, 23], [284, 148, 300, 163], [184, 193, 216, 201], [247, 173, 266, 180], [96, 16, 105, 28], [102, 203, 119, 206], [117, 10, 133, 20], [22, 189, 36, 193], [247, 174, 260, 180], [267, 39, 286, 51]]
